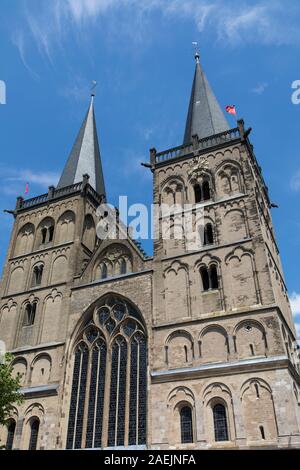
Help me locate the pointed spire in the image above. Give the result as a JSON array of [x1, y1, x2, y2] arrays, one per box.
[[183, 52, 229, 144], [57, 95, 106, 197]]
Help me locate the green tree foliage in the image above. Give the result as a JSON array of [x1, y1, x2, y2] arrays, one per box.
[[0, 353, 24, 426]]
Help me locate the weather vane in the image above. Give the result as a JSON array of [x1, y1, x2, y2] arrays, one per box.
[[192, 41, 200, 63], [91, 80, 97, 97]]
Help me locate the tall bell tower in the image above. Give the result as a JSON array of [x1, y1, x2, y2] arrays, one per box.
[[150, 52, 300, 448], [0, 95, 105, 449]]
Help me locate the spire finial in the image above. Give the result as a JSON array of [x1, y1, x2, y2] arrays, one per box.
[[91, 80, 97, 97], [192, 41, 200, 64]]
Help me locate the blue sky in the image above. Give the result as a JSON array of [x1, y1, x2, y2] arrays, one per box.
[[0, 0, 300, 336]]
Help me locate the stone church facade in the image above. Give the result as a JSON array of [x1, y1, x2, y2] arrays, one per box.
[[1, 53, 300, 450]]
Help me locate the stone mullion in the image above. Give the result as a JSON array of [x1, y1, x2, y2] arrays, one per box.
[[136, 341, 140, 445], [124, 339, 131, 447], [102, 344, 113, 448], [81, 348, 92, 449], [72, 351, 83, 449], [92, 347, 101, 448], [115, 344, 121, 446]]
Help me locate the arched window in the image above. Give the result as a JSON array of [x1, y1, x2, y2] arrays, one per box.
[[41, 227, 47, 244], [180, 406, 193, 444], [213, 404, 228, 442], [209, 265, 219, 290], [23, 302, 37, 326], [32, 265, 44, 287], [66, 295, 147, 449], [200, 265, 219, 291], [6, 419, 16, 450], [194, 184, 202, 204], [204, 223, 214, 246], [28, 418, 40, 450], [202, 181, 211, 201], [120, 259, 127, 275], [101, 264, 108, 280], [38, 218, 55, 247], [200, 267, 210, 291]]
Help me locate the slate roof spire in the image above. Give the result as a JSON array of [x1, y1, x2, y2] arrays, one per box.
[[183, 52, 230, 144], [57, 94, 106, 198]]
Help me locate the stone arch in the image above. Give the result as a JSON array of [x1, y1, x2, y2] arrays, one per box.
[[11, 357, 28, 385], [22, 403, 44, 450], [50, 255, 68, 284], [199, 325, 229, 363], [164, 262, 190, 320], [166, 330, 194, 368], [30, 353, 52, 385], [222, 208, 247, 243], [161, 176, 185, 206], [234, 319, 267, 358], [40, 289, 63, 343], [35, 217, 55, 249], [56, 210, 75, 244], [225, 248, 258, 308], [241, 378, 278, 443], [8, 266, 24, 294], [167, 386, 196, 444], [82, 214, 96, 252], [203, 382, 233, 443], [30, 261, 45, 288], [216, 160, 243, 197], [0, 301, 18, 348], [15, 223, 35, 256], [65, 293, 147, 449]]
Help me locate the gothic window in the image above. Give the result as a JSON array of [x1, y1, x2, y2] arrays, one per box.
[[202, 181, 211, 201], [66, 295, 147, 449], [180, 406, 193, 444], [194, 184, 202, 204], [41, 228, 47, 244], [213, 404, 228, 442], [200, 265, 219, 291], [194, 181, 211, 204], [32, 264, 44, 287], [28, 418, 40, 450], [37, 218, 55, 247], [6, 419, 16, 450], [49, 225, 54, 242], [101, 264, 108, 280], [200, 267, 210, 291], [120, 259, 127, 275], [23, 302, 37, 326], [210, 265, 219, 289], [204, 223, 214, 246]]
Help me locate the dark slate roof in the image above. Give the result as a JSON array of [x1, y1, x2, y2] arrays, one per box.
[[183, 55, 229, 144], [57, 96, 106, 197]]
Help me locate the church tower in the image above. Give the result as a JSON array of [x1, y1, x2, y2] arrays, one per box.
[[150, 52, 300, 448], [0, 95, 106, 449], [0, 53, 300, 450]]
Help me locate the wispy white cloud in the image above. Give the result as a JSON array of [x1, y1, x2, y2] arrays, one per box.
[[290, 292, 300, 318], [11, 30, 40, 80], [12, 0, 300, 68], [290, 170, 300, 191], [251, 82, 269, 95], [0, 168, 59, 197]]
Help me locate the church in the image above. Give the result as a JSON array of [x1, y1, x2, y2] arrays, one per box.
[[1, 52, 300, 450]]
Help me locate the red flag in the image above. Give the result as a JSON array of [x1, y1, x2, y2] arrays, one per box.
[[225, 105, 237, 115], [25, 182, 29, 194]]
